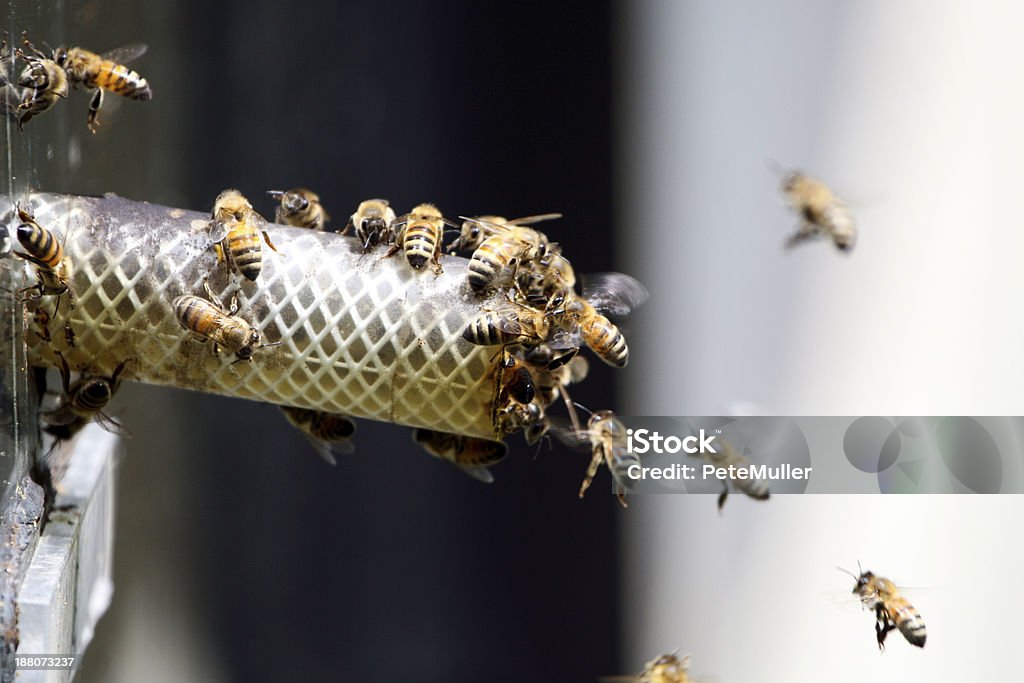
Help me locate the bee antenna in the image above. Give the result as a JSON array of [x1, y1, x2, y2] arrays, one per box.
[[267, 190, 285, 198], [573, 401, 592, 416], [836, 565, 858, 579]]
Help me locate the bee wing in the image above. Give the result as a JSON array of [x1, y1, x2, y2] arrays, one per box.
[[550, 418, 592, 451], [100, 44, 148, 64], [93, 410, 133, 438], [38, 404, 77, 427], [299, 433, 354, 466], [448, 461, 495, 484], [506, 212, 563, 226], [206, 219, 229, 243], [580, 273, 649, 317]]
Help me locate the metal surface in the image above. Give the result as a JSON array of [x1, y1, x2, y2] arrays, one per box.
[[15, 192, 505, 439]]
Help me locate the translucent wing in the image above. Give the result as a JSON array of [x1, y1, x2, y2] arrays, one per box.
[[448, 461, 495, 484], [506, 213, 562, 226], [580, 272, 649, 317], [93, 410, 133, 438], [206, 219, 229, 243], [100, 44, 148, 65], [299, 432, 354, 466]]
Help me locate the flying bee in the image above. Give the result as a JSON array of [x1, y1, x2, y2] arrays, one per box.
[[840, 565, 927, 651], [279, 406, 355, 465], [412, 428, 508, 483], [463, 302, 550, 347], [12, 205, 71, 313], [780, 170, 856, 251], [688, 435, 769, 513], [569, 409, 637, 508], [547, 273, 648, 368], [386, 203, 457, 273], [267, 188, 330, 230], [40, 352, 132, 444], [448, 213, 562, 253], [342, 199, 396, 252], [14, 35, 69, 129], [53, 42, 152, 132], [207, 189, 280, 282], [601, 652, 692, 683], [173, 282, 278, 363]]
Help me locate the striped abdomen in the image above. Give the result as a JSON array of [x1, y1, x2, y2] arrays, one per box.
[[401, 220, 441, 270], [71, 378, 114, 414], [463, 311, 534, 346], [174, 295, 227, 340], [282, 407, 355, 441], [223, 223, 263, 281], [467, 236, 522, 293], [891, 601, 927, 648], [16, 221, 63, 269], [580, 313, 628, 368], [88, 58, 152, 99]]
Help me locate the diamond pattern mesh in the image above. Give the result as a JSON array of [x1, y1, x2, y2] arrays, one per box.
[[17, 193, 501, 439]]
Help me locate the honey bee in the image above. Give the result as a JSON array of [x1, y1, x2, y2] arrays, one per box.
[[412, 428, 508, 483], [526, 348, 588, 433], [267, 188, 330, 230], [173, 282, 277, 363], [572, 409, 637, 508], [463, 302, 550, 347], [14, 35, 69, 129], [602, 652, 692, 683], [343, 199, 396, 252], [387, 203, 455, 273], [458, 216, 563, 295], [12, 205, 70, 312], [497, 350, 536, 405], [40, 352, 131, 442], [53, 42, 152, 132], [841, 565, 927, 650], [516, 250, 576, 307], [780, 170, 856, 251], [448, 213, 562, 253], [494, 396, 549, 445], [689, 436, 769, 513], [207, 189, 280, 282], [547, 273, 648, 368], [279, 406, 355, 465]]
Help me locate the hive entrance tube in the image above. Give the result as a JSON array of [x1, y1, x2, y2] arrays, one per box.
[[19, 192, 504, 440]]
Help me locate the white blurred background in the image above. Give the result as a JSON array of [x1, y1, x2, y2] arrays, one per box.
[[620, 1, 1024, 680]]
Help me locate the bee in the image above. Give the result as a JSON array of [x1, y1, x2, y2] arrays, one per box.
[[602, 652, 692, 683], [14, 35, 69, 129], [173, 282, 277, 363], [494, 396, 549, 446], [463, 302, 550, 347], [497, 350, 536, 405], [689, 436, 769, 513], [12, 205, 71, 312], [53, 43, 152, 132], [207, 189, 280, 282], [547, 273, 648, 368], [279, 406, 355, 466], [40, 352, 131, 443], [387, 203, 456, 273], [448, 213, 562, 253], [527, 349, 589, 433], [842, 566, 927, 650], [573, 409, 637, 508], [780, 170, 856, 251], [516, 250, 576, 307], [412, 428, 508, 483], [343, 199, 396, 252], [267, 188, 330, 230]]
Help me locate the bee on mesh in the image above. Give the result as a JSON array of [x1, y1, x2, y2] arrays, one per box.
[[202, 189, 281, 282], [172, 282, 279, 363], [452, 215, 561, 295], [412, 428, 508, 483], [386, 202, 458, 274], [279, 406, 356, 465], [10, 203, 71, 314], [342, 199, 396, 253], [267, 188, 330, 231]]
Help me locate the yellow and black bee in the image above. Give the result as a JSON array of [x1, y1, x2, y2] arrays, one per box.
[[279, 406, 356, 465], [41, 352, 132, 446], [54, 42, 152, 132], [173, 283, 276, 363], [412, 428, 507, 483], [463, 304, 550, 347], [12, 205, 71, 312], [343, 199, 396, 252], [387, 203, 456, 273], [268, 188, 330, 230], [14, 35, 69, 129], [208, 189, 280, 282], [843, 566, 927, 650]]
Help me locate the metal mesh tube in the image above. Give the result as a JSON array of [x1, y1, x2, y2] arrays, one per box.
[[13, 192, 504, 439]]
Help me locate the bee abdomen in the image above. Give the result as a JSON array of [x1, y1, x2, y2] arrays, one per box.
[[741, 478, 771, 500], [75, 380, 113, 412], [896, 610, 927, 648], [95, 61, 152, 99], [17, 223, 62, 266], [174, 295, 215, 336], [467, 238, 514, 293], [463, 313, 517, 346], [403, 226, 437, 269], [585, 317, 628, 368], [314, 413, 356, 441], [225, 231, 262, 281], [455, 438, 508, 467]]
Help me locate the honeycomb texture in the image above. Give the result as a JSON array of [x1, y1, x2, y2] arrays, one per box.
[[15, 192, 502, 439]]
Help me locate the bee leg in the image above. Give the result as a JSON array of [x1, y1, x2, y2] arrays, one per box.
[[202, 280, 227, 311], [874, 606, 894, 651], [717, 484, 729, 514], [86, 88, 103, 133], [261, 230, 283, 256], [340, 218, 353, 236], [54, 350, 72, 395], [383, 243, 401, 259]]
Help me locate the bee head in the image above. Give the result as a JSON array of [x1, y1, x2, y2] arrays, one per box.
[[283, 192, 309, 215], [853, 571, 874, 593], [52, 46, 68, 66], [235, 331, 262, 361]]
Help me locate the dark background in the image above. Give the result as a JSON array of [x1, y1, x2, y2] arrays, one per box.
[[16, 1, 627, 681]]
